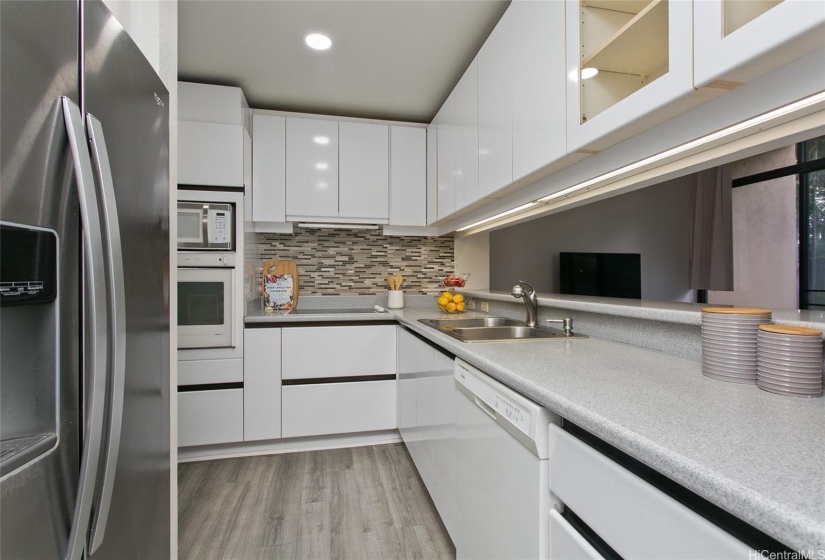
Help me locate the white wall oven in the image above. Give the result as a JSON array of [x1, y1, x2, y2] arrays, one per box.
[[177, 252, 236, 349]]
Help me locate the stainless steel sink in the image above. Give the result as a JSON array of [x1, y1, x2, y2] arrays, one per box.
[[418, 317, 587, 343], [419, 317, 524, 329]]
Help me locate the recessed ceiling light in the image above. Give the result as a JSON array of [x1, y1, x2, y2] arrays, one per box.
[[581, 67, 599, 80], [304, 33, 332, 51], [313, 136, 330, 145], [315, 162, 329, 170]]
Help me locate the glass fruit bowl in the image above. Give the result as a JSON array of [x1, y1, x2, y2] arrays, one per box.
[[436, 291, 469, 314], [442, 273, 470, 289]]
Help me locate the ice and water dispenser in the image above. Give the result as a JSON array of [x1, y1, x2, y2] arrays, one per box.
[[0, 223, 59, 475]]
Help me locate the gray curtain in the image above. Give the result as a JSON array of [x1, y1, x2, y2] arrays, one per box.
[[689, 165, 733, 291]]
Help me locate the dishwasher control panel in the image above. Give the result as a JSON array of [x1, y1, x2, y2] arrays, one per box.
[[493, 394, 530, 435], [454, 358, 560, 458]]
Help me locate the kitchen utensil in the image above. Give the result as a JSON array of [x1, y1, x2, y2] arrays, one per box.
[[396, 275, 403, 290]]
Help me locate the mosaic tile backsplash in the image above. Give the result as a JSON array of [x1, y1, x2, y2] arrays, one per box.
[[247, 228, 455, 295]]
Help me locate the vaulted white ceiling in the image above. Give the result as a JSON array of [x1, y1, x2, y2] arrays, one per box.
[[178, 0, 510, 123]]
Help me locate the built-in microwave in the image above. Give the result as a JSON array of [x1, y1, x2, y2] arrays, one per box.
[[177, 202, 234, 250]]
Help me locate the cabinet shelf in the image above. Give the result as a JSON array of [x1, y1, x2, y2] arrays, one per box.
[[582, 0, 668, 77], [583, 0, 651, 14]]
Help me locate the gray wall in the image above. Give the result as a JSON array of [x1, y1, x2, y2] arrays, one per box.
[[708, 146, 797, 309], [489, 176, 696, 302]]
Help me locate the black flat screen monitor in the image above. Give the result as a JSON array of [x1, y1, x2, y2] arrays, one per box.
[[559, 252, 641, 299]]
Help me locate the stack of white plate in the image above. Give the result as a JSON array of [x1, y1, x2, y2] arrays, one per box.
[[701, 308, 772, 384], [757, 325, 823, 398]]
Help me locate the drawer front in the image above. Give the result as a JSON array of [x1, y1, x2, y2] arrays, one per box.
[[549, 510, 604, 560], [178, 389, 243, 447], [178, 358, 243, 386], [282, 380, 396, 438], [282, 325, 396, 380], [548, 426, 750, 559]]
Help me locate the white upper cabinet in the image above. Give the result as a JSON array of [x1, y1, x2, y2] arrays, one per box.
[[511, 0, 567, 182], [178, 82, 250, 189], [565, 0, 698, 153], [339, 122, 389, 221], [178, 122, 245, 187], [251, 114, 286, 223], [436, 94, 457, 220], [179, 82, 249, 126], [390, 126, 427, 226], [478, 10, 513, 199], [694, 0, 825, 89], [285, 117, 339, 218], [455, 60, 479, 211], [426, 121, 438, 225]]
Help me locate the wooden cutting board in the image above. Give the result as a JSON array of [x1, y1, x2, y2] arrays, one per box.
[[261, 260, 299, 310]]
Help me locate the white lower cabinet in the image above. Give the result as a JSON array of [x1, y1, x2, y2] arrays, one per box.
[[548, 510, 604, 560], [243, 328, 281, 442], [548, 425, 751, 559], [178, 389, 243, 447], [282, 325, 396, 380], [282, 380, 396, 438], [396, 327, 456, 538], [280, 324, 398, 439]]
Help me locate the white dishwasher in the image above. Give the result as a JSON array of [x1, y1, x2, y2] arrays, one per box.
[[454, 358, 561, 560]]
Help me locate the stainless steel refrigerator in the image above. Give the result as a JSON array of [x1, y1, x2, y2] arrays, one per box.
[[1, 1, 170, 558]]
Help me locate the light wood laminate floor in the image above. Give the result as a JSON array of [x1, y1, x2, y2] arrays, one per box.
[[178, 443, 455, 560]]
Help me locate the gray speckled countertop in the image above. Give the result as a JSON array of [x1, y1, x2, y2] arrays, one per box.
[[244, 304, 825, 550], [461, 289, 825, 329]]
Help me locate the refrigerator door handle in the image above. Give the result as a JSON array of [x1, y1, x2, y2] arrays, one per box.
[[61, 98, 110, 560], [85, 114, 127, 555]]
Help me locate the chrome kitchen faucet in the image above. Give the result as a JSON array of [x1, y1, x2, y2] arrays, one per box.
[[511, 281, 539, 327]]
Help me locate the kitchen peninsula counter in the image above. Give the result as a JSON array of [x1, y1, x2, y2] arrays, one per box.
[[391, 308, 825, 552]]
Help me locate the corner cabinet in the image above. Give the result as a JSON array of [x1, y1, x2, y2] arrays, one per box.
[[477, 7, 513, 200], [426, 121, 438, 225], [437, 59, 479, 218], [565, 0, 703, 153], [389, 126, 427, 227], [396, 326, 457, 539], [693, 0, 825, 89]]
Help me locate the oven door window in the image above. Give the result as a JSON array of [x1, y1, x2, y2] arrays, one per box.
[[177, 267, 234, 349], [179, 282, 224, 326]]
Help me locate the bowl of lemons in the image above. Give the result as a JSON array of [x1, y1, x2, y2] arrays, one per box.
[[436, 291, 468, 313]]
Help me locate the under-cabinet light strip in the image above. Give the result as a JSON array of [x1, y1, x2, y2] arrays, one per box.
[[456, 91, 825, 233], [455, 202, 539, 232], [298, 223, 379, 230]]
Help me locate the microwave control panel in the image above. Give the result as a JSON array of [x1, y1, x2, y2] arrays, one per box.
[[210, 209, 230, 244]]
